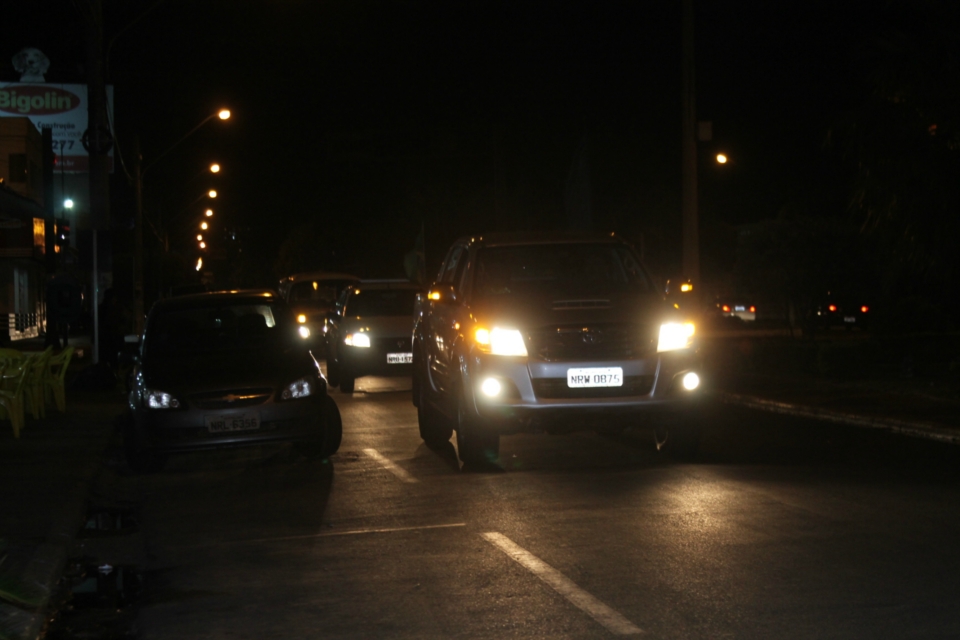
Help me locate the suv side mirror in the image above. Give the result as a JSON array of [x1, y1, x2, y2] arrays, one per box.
[[426, 283, 457, 303]]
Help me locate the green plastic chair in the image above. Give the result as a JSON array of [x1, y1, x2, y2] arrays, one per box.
[[23, 346, 54, 420], [45, 346, 75, 413], [0, 361, 28, 438]]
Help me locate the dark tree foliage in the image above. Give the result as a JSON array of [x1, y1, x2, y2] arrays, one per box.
[[829, 0, 960, 315]]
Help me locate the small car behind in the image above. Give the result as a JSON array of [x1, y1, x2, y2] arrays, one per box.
[[326, 280, 420, 393]]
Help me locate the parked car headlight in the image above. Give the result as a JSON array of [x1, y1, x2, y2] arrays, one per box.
[[475, 327, 528, 356], [144, 389, 180, 409], [657, 322, 695, 352], [344, 332, 371, 348], [281, 376, 315, 400]]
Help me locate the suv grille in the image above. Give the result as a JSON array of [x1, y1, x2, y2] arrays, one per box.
[[532, 376, 655, 399], [191, 388, 273, 409], [526, 324, 654, 362]]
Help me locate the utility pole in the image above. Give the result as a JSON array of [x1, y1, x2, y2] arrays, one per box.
[[681, 0, 700, 292], [85, 0, 111, 363], [133, 137, 144, 333]]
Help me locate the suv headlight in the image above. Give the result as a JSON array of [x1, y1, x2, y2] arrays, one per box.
[[281, 376, 315, 400], [344, 332, 371, 348], [144, 389, 180, 409], [475, 327, 528, 356], [657, 322, 695, 352]]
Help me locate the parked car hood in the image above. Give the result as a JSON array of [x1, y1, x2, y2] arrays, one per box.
[[141, 347, 318, 393]]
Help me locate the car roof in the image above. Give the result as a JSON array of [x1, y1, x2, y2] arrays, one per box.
[[458, 231, 626, 248], [353, 279, 420, 291], [150, 289, 279, 313]]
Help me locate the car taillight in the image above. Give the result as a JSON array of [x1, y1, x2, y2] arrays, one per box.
[[828, 304, 837, 312], [749, 305, 756, 313], [722, 305, 731, 313], [861, 305, 869, 313]]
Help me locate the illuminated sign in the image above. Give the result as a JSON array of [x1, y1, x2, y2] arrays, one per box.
[[0, 83, 114, 174]]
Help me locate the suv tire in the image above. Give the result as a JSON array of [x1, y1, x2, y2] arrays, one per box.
[[417, 377, 452, 445]]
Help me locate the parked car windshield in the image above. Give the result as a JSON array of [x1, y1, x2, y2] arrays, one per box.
[[145, 302, 295, 356], [473, 243, 653, 298], [346, 288, 418, 317]]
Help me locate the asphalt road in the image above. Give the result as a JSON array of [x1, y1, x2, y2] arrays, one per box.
[[78, 373, 960, 640]]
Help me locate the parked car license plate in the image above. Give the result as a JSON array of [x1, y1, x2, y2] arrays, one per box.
[[567, 367, 623, 388], [844, 316, 856, 323], [387, 352, 413, 364], [205, 412, 260, 433]]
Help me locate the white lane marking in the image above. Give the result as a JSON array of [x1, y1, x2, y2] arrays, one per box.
[[238, 523, 467, 544], [363, 448, 418, 483], [482, 532, 643, 636]]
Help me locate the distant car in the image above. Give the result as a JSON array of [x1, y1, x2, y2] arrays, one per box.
[[326, 280, 420, 393], [279, 271, 361, 351], [717, 301, 756, 322], [817, 297, 870, 330], [413, 232, 704, 465], [121, 289, 342, 472]]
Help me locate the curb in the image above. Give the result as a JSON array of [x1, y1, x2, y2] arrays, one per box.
[[714, 391, 960, 446], [1, 423, 112, 640]]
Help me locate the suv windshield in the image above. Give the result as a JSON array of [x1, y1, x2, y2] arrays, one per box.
[[346, 289, 417, 317], [146, 302, 294, 355], [474, 243, 652, 298]]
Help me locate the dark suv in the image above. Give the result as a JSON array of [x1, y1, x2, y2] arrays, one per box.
[[412, 232, 703, 465]]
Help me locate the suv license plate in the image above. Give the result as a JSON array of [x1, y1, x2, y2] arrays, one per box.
[[387, 352, 413, 364], [567, 367, 623, 388], [206, 413, 260, 433], [844, 316, 856, 323]]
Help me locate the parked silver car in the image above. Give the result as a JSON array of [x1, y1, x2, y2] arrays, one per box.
[[413, 232, 703, 465], [121, 290, 342, 471]]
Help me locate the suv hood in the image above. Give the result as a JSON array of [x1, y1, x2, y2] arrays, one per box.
[[470, 291, 673, 329]]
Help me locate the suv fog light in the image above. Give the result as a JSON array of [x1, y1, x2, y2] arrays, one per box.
[[480, 377, 502, 397], [682, 372, 700, 391]]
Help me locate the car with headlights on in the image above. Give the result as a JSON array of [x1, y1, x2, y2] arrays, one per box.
[[279, 271, 360, 351], [326, 280, 420, 393], [121, 289, 342, 472], [412, 232, 703, 465]]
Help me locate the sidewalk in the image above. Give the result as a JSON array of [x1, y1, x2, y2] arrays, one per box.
[[701, 330, 960, 445], [0, 338, 124, 640]]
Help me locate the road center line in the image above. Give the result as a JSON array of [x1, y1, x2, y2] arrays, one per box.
[[481, 532, 643, 636], [363, 448, 418, 483]]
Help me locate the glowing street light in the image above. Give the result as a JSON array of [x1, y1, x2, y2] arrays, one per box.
[[196, 257, 203, 271], [716, 153, 728, 164], [199, 241, 206, 249], [210, 163, 220, 173], [205, 209, 214, 217], [64, 198, 74, 209], [218, 109, 231, 120], [200, 221, 208, 230], [208, 190, 217, 198], [197, 234, 203, 241]]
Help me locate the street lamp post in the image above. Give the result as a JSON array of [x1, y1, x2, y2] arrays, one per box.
[[133, 109, 230, 332]]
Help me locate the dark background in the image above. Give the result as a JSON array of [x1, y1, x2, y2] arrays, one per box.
[[6, 1, 960, 322]]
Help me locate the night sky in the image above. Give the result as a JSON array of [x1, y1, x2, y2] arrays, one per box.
[[6, 0, 956, 289]]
